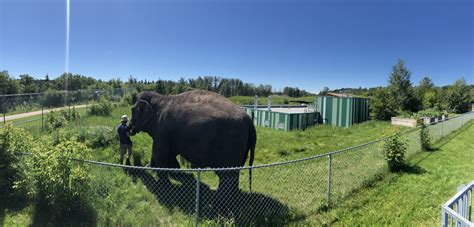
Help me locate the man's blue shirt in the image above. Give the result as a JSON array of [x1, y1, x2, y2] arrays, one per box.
[[117, 124, 132, 144]]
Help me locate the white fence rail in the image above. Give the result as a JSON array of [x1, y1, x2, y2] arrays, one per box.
[[442, 181, 474, 227]]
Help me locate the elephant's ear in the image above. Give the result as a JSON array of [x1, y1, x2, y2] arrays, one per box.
[[139, 99, 155, 124]]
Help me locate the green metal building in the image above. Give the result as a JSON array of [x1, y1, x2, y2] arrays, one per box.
[[315, 94, 369, 127], [243, 106, 320, 131]]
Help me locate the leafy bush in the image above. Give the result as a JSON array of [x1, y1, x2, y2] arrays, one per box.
[[30, 140, 95, 224], [41, 90, 65, 108], [61, 106, 80, 121], [87, 97, 112, 116], [44, 108, 81, 131], [121, 91, 137, 106], [0, 126, 33, 202], [86, 126, 117, 148], [416, 108, 443, 118], [383, 134, 407, 171], [420, 125, 432, 151], [370, 88, 397, 120]]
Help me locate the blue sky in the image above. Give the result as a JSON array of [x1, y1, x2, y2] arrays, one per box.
[[0, 0, 472, 93]]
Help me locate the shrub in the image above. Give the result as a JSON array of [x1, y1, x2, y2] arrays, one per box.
[[61, 106, 80, 121], [45, 110, 67, 130], [416, 108, 443, 118], [0, 126, 33, 202], [121, 91, 137, 106], [420, 125, 432, 151], [41, 90, 65, 108], [87, 97, 112, 116], [44, 108, 80, 131], [86, 126, 117, 148], [30, 140, 95, 224], [383, 134, 407, 171]]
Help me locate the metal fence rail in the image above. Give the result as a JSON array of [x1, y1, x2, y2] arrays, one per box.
[[13, 111, 474, 225], [442, 181, 474, 227], [1, 88, 135, 125]]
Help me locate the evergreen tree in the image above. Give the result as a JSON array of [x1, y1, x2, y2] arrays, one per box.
[[388, 59, 418, 112]]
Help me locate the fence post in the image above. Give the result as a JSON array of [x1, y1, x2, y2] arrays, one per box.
[[2, 93, 5, 125], [41, 105, 44, 130], [441, 120, 444, 138], [195, 169, 201, 227], [441, 207, 448, 227], [327, 154, 332, 207]]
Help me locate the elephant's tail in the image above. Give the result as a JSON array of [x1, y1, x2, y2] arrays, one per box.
[[248, 124, 256, 192]]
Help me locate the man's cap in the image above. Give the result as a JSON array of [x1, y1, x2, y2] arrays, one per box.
[[121, 115, 128, 122]]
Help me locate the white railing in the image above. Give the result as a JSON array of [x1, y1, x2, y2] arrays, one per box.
[[442, 181, 474, 227]]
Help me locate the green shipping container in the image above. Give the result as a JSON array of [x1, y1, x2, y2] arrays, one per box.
[[243, 107, 320, 131], [315, 95, 369, 127]]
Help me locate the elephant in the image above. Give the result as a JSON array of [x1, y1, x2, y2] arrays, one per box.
[[129, 90, 256, 195]]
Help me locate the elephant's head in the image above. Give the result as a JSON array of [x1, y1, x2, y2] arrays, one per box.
[[130, 94, 155, 134]]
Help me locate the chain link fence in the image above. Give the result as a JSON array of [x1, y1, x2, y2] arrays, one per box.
[[11, 111, 474, 225], [45, 111, 472, 225], [2, 88, 135, 131]]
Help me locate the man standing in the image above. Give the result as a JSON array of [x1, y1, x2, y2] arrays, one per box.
[[117, 115, 133, 164]]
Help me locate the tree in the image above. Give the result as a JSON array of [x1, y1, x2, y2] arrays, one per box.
[[388, 59, 418, 112], [446, 77, 470, 113], [370, 88, 396, 120], [416, 76, 436, 109], [0, 71, 19, 94], [422, 90, 437, 109], [19, 74, 37, 93], [319, 87, 330, 95]]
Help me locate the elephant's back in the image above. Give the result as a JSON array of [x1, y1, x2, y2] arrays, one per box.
[[166, 90, 248, 121]]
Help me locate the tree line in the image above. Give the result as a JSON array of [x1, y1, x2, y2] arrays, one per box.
[[326, 59, 473, 118], [0, 71, 311, 98]]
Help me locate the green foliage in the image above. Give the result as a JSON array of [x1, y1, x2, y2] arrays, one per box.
[[446, 77, 470, 114], [86, 126, 117, 148], [41, 89, 65, 108], [121, 91, 137, 106], [0, 126, 33, 201], [383, 134, 407, 171], [388, 59, 419, 113], [30, 140, 95, 224], [0, 70, 20, 94], [45, 110, 66, 130], [420, 125, 432, 151], [87, 97, 112, 116], [422, 90, 437, 109], [370, 88, 396, 120], [416, 108, 443, 118]]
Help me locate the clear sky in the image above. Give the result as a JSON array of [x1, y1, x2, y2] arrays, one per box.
[[0, 0, 472, 93]]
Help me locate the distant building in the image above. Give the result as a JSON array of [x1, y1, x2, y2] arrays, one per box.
[[243, 105, 319, 131], [315, 93, 369, 127]]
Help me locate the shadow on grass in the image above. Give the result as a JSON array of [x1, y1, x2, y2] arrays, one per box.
[[0, 194, 30, 227], [127, 169, 299, 226], [30, 201, 97, 227], [398, 163, 426, 174]]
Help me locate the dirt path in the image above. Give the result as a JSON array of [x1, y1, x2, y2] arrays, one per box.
[[3, 105, 89, 122]]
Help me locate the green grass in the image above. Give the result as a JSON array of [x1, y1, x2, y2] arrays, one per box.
[[9, 104, 470, 226], [3, 104, 406, 226], [305, 121, 474, 225]]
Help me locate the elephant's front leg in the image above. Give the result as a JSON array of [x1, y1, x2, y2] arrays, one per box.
[[151, 138, 173, 184]]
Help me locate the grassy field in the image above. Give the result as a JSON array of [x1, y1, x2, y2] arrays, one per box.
[[2, 104, 407, 226], [307, 121, 474, 225], [6, 104, 470, 226]]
